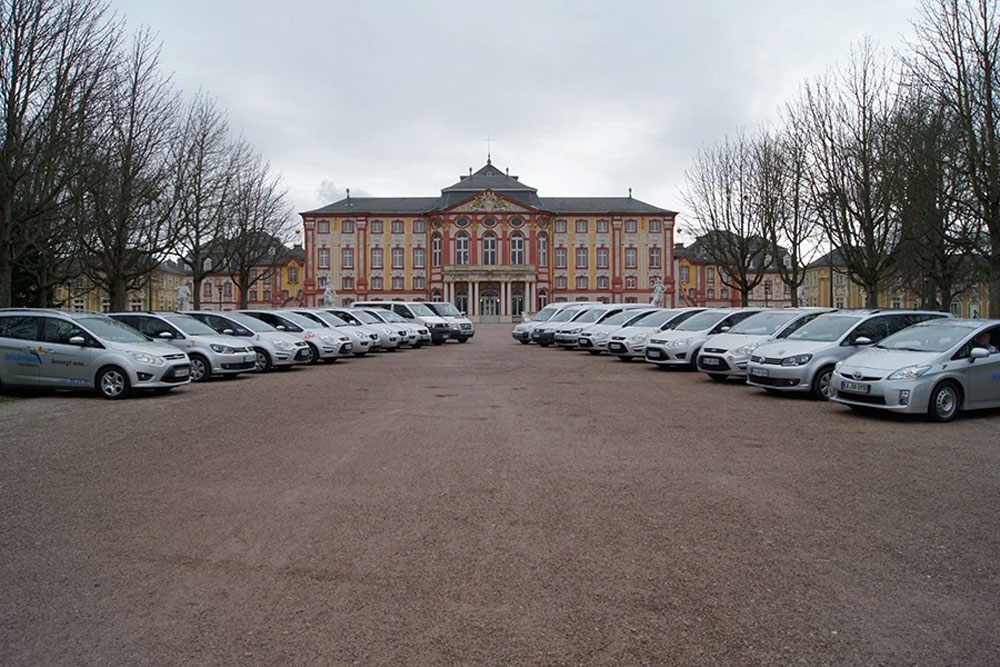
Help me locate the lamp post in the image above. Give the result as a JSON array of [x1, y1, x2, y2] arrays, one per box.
[[217, 284, 223, 311]]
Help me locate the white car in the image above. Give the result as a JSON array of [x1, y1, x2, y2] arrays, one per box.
[[552, 304, 650, 349], [0, 309, 191, 398], [830, 318, 1000, 422], [323, 307, 401, 351], [353, 301, 452, 345], [512, 302, 603, 344], [644, 308, 763, 369], [604, 308, 707, 360], [747, 310, 950, 399], [531, 304, 600, 347], [240, 309, 354, 363], [290, 309, 375, 357], [421, 301, 475, 342], [360, 308, 430, 347], [696, 308, 833, 381], [578, 308, 659, 355], [184, 311, 312, 371]]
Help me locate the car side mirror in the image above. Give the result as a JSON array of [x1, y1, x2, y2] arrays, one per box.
[[223, 328, 235, 336], [276, 325, 286, 330], [68, 335, 87, 346], [158, 331, 173, 339], [853, 336, 873, 346], [970, 347, 990, 360], [719, 326, 730, 333]]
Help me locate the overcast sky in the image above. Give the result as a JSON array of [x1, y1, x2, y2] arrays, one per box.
[[112, 0, 920, 239]]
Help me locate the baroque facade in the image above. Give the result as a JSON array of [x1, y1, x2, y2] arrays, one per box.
[[299, 161, 677, 322]]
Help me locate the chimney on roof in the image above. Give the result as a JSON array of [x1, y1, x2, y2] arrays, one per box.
[[629, 188, 633, 199], [346, 188, 350, 199], [469, 167, 472, 176], [506, 167, 509, 176]]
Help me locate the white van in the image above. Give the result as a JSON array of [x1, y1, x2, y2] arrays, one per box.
[[511, 301, 603, 344], [353, 301, 452, 345]]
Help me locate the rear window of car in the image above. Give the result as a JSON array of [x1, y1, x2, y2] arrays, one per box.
[[0, 315, 39, 340]]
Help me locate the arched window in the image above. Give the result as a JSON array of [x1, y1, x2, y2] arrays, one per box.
[[482, 232, 497, 265], [537, 233, 548, 267], [432, 233, 442, 267], [510, 232, 524, 265], [455, 232, 469, 265]]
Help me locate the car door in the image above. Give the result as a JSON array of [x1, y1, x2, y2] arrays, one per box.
[[118, 315, 185, 351], [36, 317, 96, 388], [0, 315, 43, 385], [845, 316, 892, 346], [963, 327, 1000, 408]]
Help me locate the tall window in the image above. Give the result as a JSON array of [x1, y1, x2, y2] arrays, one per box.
[[413, 247, 425, 269], [342, 276, 354, 290], [575, 276, 588, 289], [625, 247, 637, 268], [370, 277, 383, 290], [482, 232, 497, 265], [317, 221, 330, 234], [625, 220, 638, 233], [413, 276, 425, 289], [391, 277, 404, 290], [597, 220, 609, 233], [342, 221, 355, 233], [455, 232, 469, 265], [680, 265, 690, 282], [596, 247, 609, 269], [575, 219, 588, 233], [649, 247, 661, 269], [537, 233, 548, 267], [318, 248, 330, 268], [391, 220, 404, 233], [391, 247, 404, 269], [555, 247, 567, 269], [203, 282, 212, 297], [555, 276, 568, 289], [413, 220, 426, 233], [287, 267, 298, 283], [342, 247, 354, 269], [554, 220, 567, 233], [597, 276, 609, 289], [370, 221, 384, 234], [575, 247, 588, 269], [432, 233, 442, 266], [371, 248, 383, 269], [510, 232, 524, 265], [650, 220, 662, 233]]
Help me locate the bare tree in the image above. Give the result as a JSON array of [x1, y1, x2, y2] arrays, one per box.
[[74, 27, 179, 311], [172, 92, 235, 309], [800, 41, 902, 306], [0, 0, 118, 306], [908, 0, 1000, 316], [683, 130, 769, 306], [219, 142, 293, 309]]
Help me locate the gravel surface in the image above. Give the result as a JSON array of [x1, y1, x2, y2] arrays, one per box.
[[2, 323, 999, 666]]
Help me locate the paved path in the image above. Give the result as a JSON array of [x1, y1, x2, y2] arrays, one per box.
[[2, 323, 999, 665]]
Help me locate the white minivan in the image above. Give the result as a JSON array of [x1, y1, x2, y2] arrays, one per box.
[[353, 301, 452, 345], [0, 308, 191, 398]]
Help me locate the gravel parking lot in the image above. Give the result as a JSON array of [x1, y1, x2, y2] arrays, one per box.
[[2, 323, 999, 666]]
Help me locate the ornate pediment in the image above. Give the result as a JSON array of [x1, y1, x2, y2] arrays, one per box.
[[451, 189, 529, 214]]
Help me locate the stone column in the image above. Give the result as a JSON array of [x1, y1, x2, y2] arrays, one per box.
[[471, 281, 479, 317]]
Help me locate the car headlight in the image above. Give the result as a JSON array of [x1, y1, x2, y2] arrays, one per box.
[[210, 343, 236, 353], [667, 337, 693, 348], [382, 327, 394, 335], [268, 337, 294, 350], [319, 334, 338, 344], [733, 342, 760, 356], [781, 353, 813, 366], [887, 365, 932, 380], [627, 333, 649, 344], [128, 350, 166, 366]]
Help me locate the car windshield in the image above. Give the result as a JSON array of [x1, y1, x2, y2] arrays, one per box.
[[300, 310, 348, 327], [673, 310, 728, 332], [376, 310, 405, 323], [350, 310, 380, 324], [278, 311, 323, 329], [573, 309, 603, 323], [430, 302, 461, 316], [162, 314, 220, 336], [549, 308, 582, 323], [875, 322, 977, 352], [530, 306, 559, 322], [728, 310, 800, 336], [602, 310, 650, 326], [223, 312, 277, 332], [786, 315, 862, 342], [77, 316, 149, 343], [329, 310, 360, 325], [409, 303, 436, 317]]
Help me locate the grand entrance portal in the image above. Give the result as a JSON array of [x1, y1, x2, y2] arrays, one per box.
[[479, 290, 500, 322]]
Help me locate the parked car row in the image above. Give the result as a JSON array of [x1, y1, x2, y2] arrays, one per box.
[[513, 302, 1000, 422], [0, 302, 475, 400]]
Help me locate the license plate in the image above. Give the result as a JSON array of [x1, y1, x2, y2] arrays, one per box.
[[647, 349, 662, 359], [701, 357, 720, 366], [174, 368, 189, 378], [840, 380, 869, 394], [750, 367, 768, 377], [609, 343, 624, 352]]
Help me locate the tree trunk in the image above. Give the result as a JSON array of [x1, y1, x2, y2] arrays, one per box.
[[110, 280, 129, 312]]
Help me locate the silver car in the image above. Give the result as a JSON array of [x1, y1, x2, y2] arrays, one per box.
[[512, 302, 603, 344], [577, 308, 659, 355], [324, 307, 400, 351], [291, 309, 374, 357], [360, 308, 429, 347], [696, 308, 833, 381], [239, 309, 353, 363], [644, 308, 763, 369], [605, 308, 707, 360], [109, 311, 256, 382], [184, 311, 312, 371], [0, 309, 191, 399], [746, 309, 949, 399], [551, 304, 650, 349], [830, 319, 1000, 422]]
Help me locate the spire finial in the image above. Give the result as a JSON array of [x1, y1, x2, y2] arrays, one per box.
[[346, 188, 350, 199]]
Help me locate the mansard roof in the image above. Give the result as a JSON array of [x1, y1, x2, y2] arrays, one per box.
[[300, 161, 676, 217]]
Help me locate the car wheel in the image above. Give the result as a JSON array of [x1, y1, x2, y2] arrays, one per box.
[[254, 348, 272, 372], [353, 352, 367, 357], [518, 340, 530, 345], [189, 354, 211, 382], [810, 365, 834, 400], [413, 342, 424, 348], [457, 337, 468, 343], [928, 381, 961, 422], [96, 366, 130, 399]]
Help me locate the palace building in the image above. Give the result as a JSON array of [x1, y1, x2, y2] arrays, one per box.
[[299, 160, 677, 323]]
